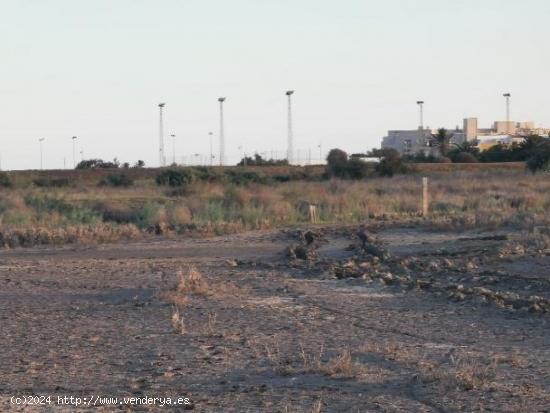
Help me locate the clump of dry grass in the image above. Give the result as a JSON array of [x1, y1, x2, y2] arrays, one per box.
[[322, 349, 356, 376], [170, 306, 186, 335], [176, 267, 211, 296], [362, 341, 498, 392], [299, 344, 360, 377], [451, 356, 496, 391], [500, 231, 550, 259], [0, 223, 142, 248], [310, 399, 323, 413], [202, 311, 218, 336]]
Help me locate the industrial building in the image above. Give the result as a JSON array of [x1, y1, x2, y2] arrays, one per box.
[[382, 118, 550, 156], [381, 127, 464, 157]]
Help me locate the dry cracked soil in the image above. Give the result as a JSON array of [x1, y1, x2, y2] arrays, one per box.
[[0, 226, 549, 412]]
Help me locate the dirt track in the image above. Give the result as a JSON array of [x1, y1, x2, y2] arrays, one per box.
[[0, 228, 548, 412]]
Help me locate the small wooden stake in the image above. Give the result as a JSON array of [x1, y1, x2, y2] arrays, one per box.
[[422, 177, 429, 217], [309, 204, 318, 224]]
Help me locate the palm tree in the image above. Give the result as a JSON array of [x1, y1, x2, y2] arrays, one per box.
[[432, 128, 453, 157]]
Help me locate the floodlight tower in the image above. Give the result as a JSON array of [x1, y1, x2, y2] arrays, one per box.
[[208, 131, 214, 166], [158, 103, 166, 167], [39, 138, 45, 170], [416, 101, 425, 130], [170, 134, 176, 165], [286, 90, 295, 164], [503, 93, 511, 134], [71, 136, 77, 168], [218, 97, 226, 166]]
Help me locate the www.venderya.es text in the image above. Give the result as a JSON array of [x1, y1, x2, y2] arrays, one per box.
[[10, 395, 192, 408]]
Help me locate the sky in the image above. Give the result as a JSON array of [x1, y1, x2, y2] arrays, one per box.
[[1, 0, 549, 170]]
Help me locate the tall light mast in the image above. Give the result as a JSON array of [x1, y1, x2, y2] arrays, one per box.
[[39, 138, 45, 170], [71, 136, 77, 168], [417, 101, 425, 130], [208, 131, 214, 166], [158, 103, 166, 167], [503, 93, 511, 134], [170, 133, 176, 165], [286, 90, 295, 164], [218, 97, 226, 166]]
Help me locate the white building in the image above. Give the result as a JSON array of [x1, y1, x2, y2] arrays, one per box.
[[382, 128, 465, 157], [383, 117, 550, 155]]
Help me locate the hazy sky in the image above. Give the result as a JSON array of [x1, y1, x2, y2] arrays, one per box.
[[1, 0, 549, 169]]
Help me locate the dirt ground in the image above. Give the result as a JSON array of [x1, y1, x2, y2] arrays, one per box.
[[0, 226, 549, 412]]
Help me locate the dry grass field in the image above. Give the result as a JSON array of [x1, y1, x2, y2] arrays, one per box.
[[0, 165, 547, 247], [0, 166, 549, 412]]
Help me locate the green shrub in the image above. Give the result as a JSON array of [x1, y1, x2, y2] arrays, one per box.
[[33, 177, 70, 188], [326, 149, 373, 179], [196, 200, 226, 223], [224, 170, 267, 185], [345, 158, 372, 179], [326, 149, 349, 178], [25, 195, 100, 224], [0, 172, 13, 188], [99, 173, 134, 187], [375, 150, 407, 177], [273, 174, 291, 182], [527, 141, 550, 173], [452, 152, 479, 163], [76, 158, 120, 169], [156, 169, 194, 187], [190, 166, 222, 182]]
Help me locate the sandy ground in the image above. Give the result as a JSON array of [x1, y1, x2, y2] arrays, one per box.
[[0, 227, 548, 412]]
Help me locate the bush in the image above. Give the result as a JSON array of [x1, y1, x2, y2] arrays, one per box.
[[0, 172, 13, 188], [325, 149, 372, 179], [452, 152, 479, 163], [326, 149, 349, 177], [273, 174, 291, 182], [404, 152, 439, 163], [25, 195, 100, 224], [33, 177, 70, 188], [189, 166, 222, 182], [345, 158, 372, 179], [237, 154, 289, 166], [76, 158, 120, 169], [375, 149, 407, 177], [156, 169, 194, 187], [479, 135, 549, 163], [93, 201, 163, 228], [527, 141, 550, 173], [99, 173, 134, 187], [478, 144, 512, 162], [224, 170, 268, 185]]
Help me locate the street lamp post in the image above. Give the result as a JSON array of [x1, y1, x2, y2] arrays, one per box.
[[286, 90, 294, 164], [71, 136, 77, 168], [39, 138, 45, 170], [158, 103, 166, 167], [208, 132, 214, 166], [416, 101, 424, 130], [171, 134, 176, 165], [503, 93, 511, 134], [218, 98, 226, 166]]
